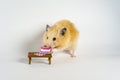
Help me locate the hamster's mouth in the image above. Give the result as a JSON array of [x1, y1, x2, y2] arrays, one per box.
[[53, 46, 59, 48]]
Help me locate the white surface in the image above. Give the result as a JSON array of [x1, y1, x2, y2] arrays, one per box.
[[0, 0, 120, 80], [1, 54, 120, 80]]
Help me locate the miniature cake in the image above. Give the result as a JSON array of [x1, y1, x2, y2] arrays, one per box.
[[40, 46, 52, 52], [35, 46, 52, 56]]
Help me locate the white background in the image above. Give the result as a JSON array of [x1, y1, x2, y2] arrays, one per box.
[[0, 0, 120, 80]]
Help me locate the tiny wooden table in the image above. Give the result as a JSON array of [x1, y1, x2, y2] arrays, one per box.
[[28, 52, 52, 65]]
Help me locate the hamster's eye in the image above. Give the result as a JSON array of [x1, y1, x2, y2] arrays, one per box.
[[53, 37, 56, 41], [46, 37, 48, 39]]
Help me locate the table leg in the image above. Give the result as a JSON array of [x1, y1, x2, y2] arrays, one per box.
[[29, 57, 31, 64], [48, 57, 51, 64]]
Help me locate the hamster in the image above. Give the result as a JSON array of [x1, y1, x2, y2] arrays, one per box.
[[43, 20, 79, 57]]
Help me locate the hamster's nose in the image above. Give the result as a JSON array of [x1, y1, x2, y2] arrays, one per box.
[[44, 44, 51, 47], [44, 45, 47, 47]]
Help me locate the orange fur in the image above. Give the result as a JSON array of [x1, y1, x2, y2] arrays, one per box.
[[43, 20, 79, 56]]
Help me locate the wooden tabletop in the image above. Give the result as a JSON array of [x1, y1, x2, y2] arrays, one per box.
[[28, 52, 52, 57]]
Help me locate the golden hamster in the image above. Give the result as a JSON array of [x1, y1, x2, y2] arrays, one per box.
[[43, 20, 79, 57]]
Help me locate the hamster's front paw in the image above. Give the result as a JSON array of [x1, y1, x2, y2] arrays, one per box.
[[70, 54, 76, 57]]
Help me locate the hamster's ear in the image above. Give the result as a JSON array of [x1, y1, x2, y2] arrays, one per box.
[[60, 28, 67, 36], [46, 24, 50, 31]]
